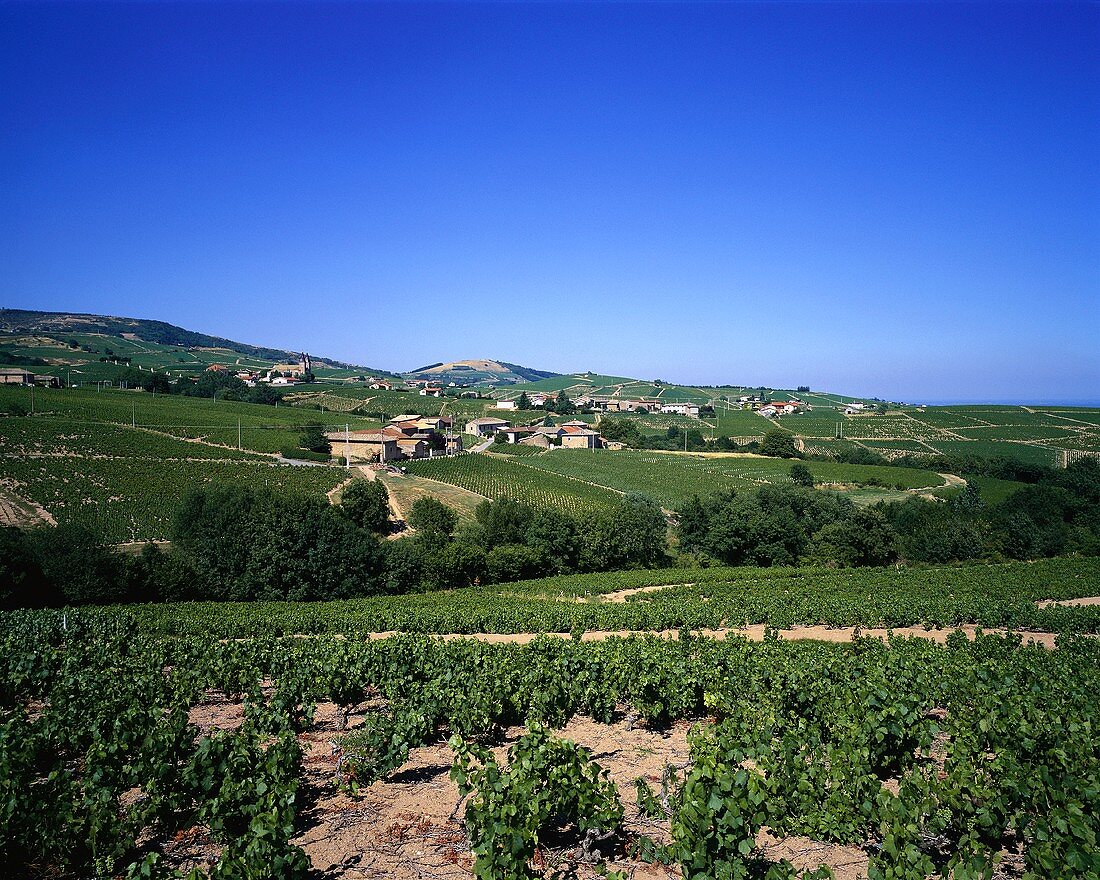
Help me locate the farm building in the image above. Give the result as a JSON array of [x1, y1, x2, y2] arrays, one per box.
[[659, 403, 701, 417], [466, 417, 510, 437], [419, 385, 443, 397], [0, 368, 34, 385], [495, 399, 518, 410], [501, 427, 536, 443], [325, 429, 400, 463], [519, 432, 553, 449], [560, 427, 602, 449]]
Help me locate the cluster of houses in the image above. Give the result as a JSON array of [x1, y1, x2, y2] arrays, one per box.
[[326, 414, 459, 463], [465, 417, 605, 449], [210, 352, 315, 387], [494, 393, 702, 417]]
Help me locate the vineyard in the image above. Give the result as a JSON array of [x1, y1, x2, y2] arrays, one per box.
[[0, 386, 381, 455], [0, 453, 346, 542], [404, 454, 620, 515], [1, 608, 1096, 879], [514, 450, 944, 509], [128, 557, 1100, 639]]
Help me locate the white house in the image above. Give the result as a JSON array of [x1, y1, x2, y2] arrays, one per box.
[[495, 399, 517, 410]]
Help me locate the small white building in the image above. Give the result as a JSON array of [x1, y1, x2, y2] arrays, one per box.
[[495, 399, 517, 410], [659, 403, 701, 417]]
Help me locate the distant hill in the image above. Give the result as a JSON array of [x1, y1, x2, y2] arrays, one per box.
[[0, 308, 398, 378], [404, 358, 560, 385], [1, 309, 304, 362]]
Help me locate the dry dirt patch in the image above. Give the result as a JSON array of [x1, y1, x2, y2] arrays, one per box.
[[1036, 596, 1100, 608], [0, 482, 56, 528]]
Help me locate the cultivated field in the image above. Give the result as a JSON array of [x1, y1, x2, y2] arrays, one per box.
[[4, 555, 1098, 879]]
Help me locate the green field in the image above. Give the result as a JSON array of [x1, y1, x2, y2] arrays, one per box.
[[932, 439, 1061, 467], [0, 385, 381, 454], [1, 453, 346, 542], [404, 452, 620, 515], [516, 449, 943, 508], [124, 555, 1100, 636]]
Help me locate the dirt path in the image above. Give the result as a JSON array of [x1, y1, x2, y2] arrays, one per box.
[[582, 583, 688, 603], [1036, 596, 1100, 608], [353, 624, 1071, 650], [326, 473, 361, 505]]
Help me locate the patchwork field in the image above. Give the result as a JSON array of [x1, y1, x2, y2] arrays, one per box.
[[515, 449, 945, 509], [0, 385, 382, 454], [405, 452, 621, 515]]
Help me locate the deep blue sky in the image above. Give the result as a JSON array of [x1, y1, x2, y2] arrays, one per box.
[[2, 2, 1097, 402]]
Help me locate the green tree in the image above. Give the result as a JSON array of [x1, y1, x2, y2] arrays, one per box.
[[517, 391, 530, 409], [760, 428, 799, 459], [407, 496, 458, 539], [340, 479, 391, 534], [475, 498, 535, 549], [486, 544, 545, 583], [811, 509, 898, 567], [554, 389, 575, 414], [789, 463, 815, 486], [0, 526, 53, 609], [525, 509, 581, 575], [299, 422, 331, 454], [580, 494, 668, 571]]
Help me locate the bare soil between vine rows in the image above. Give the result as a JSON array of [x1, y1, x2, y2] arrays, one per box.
[[176, 697, 871, 879], [359, 624, 1067, 649]]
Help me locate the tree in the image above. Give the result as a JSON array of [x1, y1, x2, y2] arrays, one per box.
[[876, 402, 888, 415], [554, 390, 575, 414], [299, 422, 331, 454], [811, 509, 898, 567], [32, 524, 126, 605], [494, 431, 509, 445], [407, 497, 458, 539], [525, 509, 581, 574], [0, 526, 52, 609], [789, 463, 815, 487], [518, 392, 531, 410], [340, 479, 391, 534], [760, 428, 799, 459], [580, 494, 668, 571], [475, 498, 535, 549], [486, 544, 545, 583]]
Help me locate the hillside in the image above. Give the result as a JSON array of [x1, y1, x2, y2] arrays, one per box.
[[0, 309, 398, 382], [404, 358, 559, 385]]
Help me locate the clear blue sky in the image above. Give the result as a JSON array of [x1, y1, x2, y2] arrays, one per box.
[[2, 1, 1097, 403]]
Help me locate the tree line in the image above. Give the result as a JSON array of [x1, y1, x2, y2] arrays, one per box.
[[2, 459, 1097, 609]]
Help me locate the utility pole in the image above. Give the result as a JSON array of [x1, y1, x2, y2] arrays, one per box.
[[238, 418, 242, 451], [345, 423, 350, 469], [30, 383, 34, 414], [132, 403, 136, 428]]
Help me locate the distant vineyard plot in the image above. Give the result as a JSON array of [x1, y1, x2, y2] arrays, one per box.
[[404, 453, 620, 515], [1, 450, 345, 542], [519, 449, 944, 509]]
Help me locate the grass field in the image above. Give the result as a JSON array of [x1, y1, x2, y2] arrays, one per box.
[[375, 469, 487, 523]]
